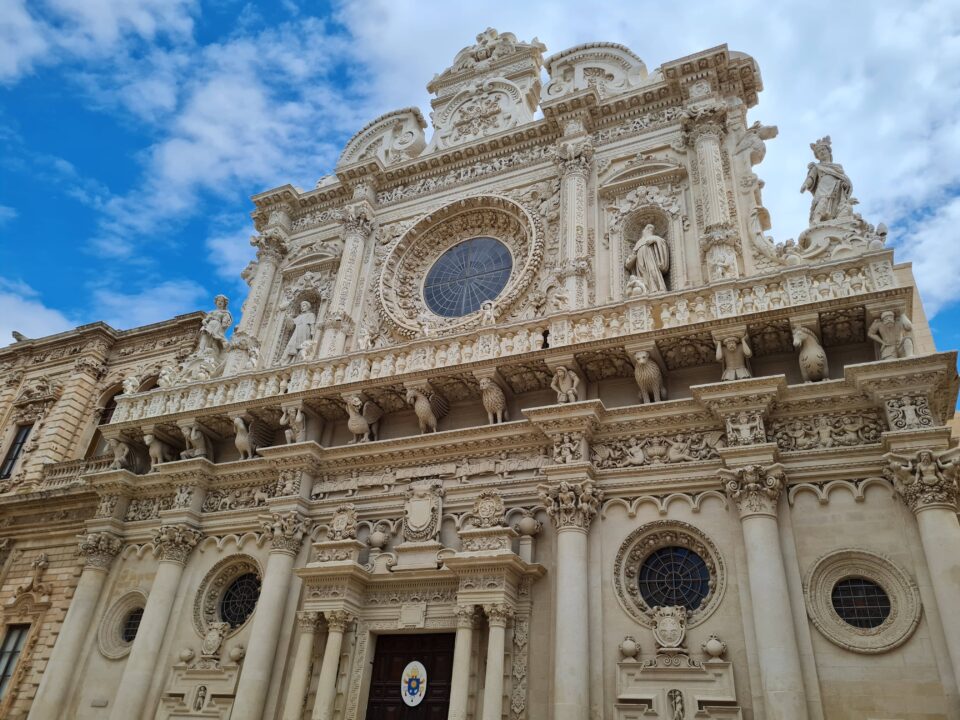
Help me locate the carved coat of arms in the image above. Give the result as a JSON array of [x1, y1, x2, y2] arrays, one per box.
[[402, 481, 443, 542], [651, 606, 687, 650]]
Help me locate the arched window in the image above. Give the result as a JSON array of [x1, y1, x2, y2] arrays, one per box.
[[85, 387, 122, 459]]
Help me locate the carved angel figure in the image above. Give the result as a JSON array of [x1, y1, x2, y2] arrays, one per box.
[[479, 377, 508, 424], [716, 335, 753, 381], [406, 387, 449, 434], [282, 301, 317, 364], [801, 136, 853, 224], [550, 366, 581, 404], [345, 395, 383, 443], [624, 224, 669, 293], [633, 350, 667, 404]]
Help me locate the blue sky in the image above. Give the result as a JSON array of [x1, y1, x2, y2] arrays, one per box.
[[1, 0, 959, 351]]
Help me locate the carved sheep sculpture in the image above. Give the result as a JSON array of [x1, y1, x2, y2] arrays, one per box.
[[143, 433, 175, 471], [633, 350, 667, 404], [793, 326, 829, 382], [479, 377, 508, 424]]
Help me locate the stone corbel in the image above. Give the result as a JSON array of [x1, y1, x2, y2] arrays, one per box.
[[523, 399, 604, 469], [692, 374, 785, 459]]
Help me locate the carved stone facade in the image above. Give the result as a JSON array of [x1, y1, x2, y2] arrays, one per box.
[[0, 27, 956, 720]]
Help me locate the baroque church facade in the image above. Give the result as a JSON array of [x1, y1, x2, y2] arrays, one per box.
[[0, 28, 957, 720]]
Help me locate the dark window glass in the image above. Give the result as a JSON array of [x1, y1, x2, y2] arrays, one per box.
[[220, 573, 261, 628], [638, 546, 711, 611], [121, 607, 144, 643], [99, 393, 119, 426], [0, 425, 33, 480], [831, 578, 891, 629], [0, 624, 30, 697], [423, 237, 512, 317]]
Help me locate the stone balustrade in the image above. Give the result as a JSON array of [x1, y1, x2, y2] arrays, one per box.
[[40, 455, 112, 489]]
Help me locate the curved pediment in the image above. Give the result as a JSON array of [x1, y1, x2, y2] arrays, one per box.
[[544, 42, 648, 101], [601, 156, 687, 195], [337, 107, 427, 169]]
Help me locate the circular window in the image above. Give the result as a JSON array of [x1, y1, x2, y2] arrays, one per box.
[[219, 573, 261, 628], [423, 237, 512, 317], [638, 547, 711, 611], [831, 578, 891, 629], [613, 521, 725, 628], [121, 607, 144, 643], [804, 549, 921, 654]]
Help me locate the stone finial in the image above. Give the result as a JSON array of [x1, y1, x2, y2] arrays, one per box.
[[719, 463, 786, 518], [538, 480, 603, 530], [153, 524, 202, 565], [885, 448, 960, 513]]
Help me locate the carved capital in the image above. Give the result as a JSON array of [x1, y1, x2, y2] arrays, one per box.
[[153, 524, 202, 564], [336, 203, 376, 237], [483, 603, 514, 628], [261, 511, 310, 554], [77, 532, 123, 570], [73, 356, 107, 380], [554, 137, 594, 177], [455, 604, 478, 629], [538, 479, 603, 530], [720, 463, 786, 518], [296, 610, 321, 632], [885, 449, 960, 513], [324, 610, 353, 632]]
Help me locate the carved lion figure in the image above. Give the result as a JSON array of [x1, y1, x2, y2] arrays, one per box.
[[478, 377, 508, 424], [633, 350, 667, 404]]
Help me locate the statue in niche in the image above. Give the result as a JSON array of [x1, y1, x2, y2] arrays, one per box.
[[801, 136, 853, 224], [867, 311, 914, 360], [197, 295, 233, 359], [624, 224, 669, 293], [282, 301, 317, 364], [667, 689, 684, 720]]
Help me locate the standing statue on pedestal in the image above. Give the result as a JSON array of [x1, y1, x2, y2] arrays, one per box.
[[624, 224, 669, 294], [197, 295, 233, 360], [282, 301, 317, 364], [801, 136, 853, 224]]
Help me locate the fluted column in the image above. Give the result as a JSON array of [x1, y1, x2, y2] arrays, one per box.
[[721, 464, 808, 720], [481, 604, 512, 720], [233, 511, 310, 720], [29, 533, 122, 720], [448, 605, 477, 720], [109, 525, 201, 720], [887, 449, 960, 689], [539, 479, 603, 720], [320, 198, 375, 358], [281, 611, 320, 720], [555, 134, 593, 310], [688, 116, 729, 228], [310, 610, 352, 720]]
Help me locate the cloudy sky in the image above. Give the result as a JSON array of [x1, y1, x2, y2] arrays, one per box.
[[1, 0, 958, 350]]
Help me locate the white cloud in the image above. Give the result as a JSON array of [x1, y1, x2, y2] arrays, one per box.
[[0, 205, 17, 225], [90, 279, 208, 329], [894, 195, 960, 317], [0, 278, 74, 347], [206, 221, 257, 286]]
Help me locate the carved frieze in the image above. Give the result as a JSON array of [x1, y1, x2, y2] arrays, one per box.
[[767, 412, 884, 451], [591, 431, 724, 469]]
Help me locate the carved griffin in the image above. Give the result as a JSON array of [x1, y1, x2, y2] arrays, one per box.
[[406, 387, 449, 434], [345, 395, 384, 443]]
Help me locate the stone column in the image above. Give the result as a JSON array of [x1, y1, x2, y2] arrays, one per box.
[[310, 610, 352, 720], [448, 605, 477, 720], [888, 449, 960, 690], [720, 464, 809, 720], [281, 611, 320, 720], [555, 133, 593, 310], [109, 525, 201, 720], [233, 511, 309, 720], [481, 604, 512, 720], [540, 479, 603, 720], [320, 197, 375, 358], [28, 533, 122, 720]]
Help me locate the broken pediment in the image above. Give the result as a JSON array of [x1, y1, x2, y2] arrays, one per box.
[[544, 42, 649, 101], [337, 107, 427, 169]]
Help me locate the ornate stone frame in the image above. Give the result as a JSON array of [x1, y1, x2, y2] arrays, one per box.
[[97, 590, 148, 660], [377, 195, 544, 338], [192, 555, 262, 638], [803, 549, 921, 654], [612, 520, 725, 628]]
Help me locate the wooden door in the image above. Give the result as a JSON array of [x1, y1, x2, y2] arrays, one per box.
[[365, 633, 455, 720]]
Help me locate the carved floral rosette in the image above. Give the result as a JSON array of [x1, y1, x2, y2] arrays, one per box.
[[377, 196, 544, 338]]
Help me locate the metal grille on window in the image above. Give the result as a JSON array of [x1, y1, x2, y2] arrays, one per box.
[[0, 624, 30, 698], [831, 577, 891, 629], [220, 573, 261, 628], [121, 608, 144, 643], [638, 546, 711, 611], [423, 237, 512, 317]]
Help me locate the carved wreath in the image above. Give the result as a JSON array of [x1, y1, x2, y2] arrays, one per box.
[[377, 195, 544, 338], [612, 520, 725, 628]]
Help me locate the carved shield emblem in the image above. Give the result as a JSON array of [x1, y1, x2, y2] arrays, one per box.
[[402, 484, 441, 542], [406, 496, 434, 532], [651, 606, 686, 649]]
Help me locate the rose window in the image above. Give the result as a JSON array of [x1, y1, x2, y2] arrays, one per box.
[[637, 546, 711, 611], [219, 573, 261, 628], [830, 577, 891, 629], [423, 237, 513, 317]]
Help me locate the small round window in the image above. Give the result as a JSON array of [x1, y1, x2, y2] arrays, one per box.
[[121, 607, 144, 643], [831, 578, 891, 629], [220, 573, 261, 628], [638, 546, 711, 611], [423, 237, 512, 317]]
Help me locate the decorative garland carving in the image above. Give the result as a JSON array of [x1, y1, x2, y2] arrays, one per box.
[[767, 412, 884, 451], [192, 555, 262, 637], [591, 431, 724, 469]]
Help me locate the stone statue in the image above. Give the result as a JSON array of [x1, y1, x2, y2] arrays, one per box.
[[633, 350, 666, 404], [121, 374, 140, 395], [550, 366, 580, 403], [345, 395, 383, 442], [624, 224, 669, 293], [867, 311, 914, 360], [197, 295, 233, 358], [668, 688, 684, 720], [106, 438, 134, 471], [716, 335, 753, 381], [801, 136, 853, 224], [406, 387, 449, 434], [793, 326, 828, 382], [194, 686, 207, 712], [280, 406, 306, 444], [479, 377, 508, 424], [282, 301, 317, 364], [143, 433, 175, 470]]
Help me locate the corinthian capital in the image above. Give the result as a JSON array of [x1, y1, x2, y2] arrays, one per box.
[[153, 524, 202, 564], [261, 511, 311, 554], [324, 610, 353, 632], [538, 479, 603, 530], [885, 448, 960, 513], [483, 603, 514, 627], [77, 531, 123, 570], [720, 463, 785, 518], [251, 227, 287, 263], [554, 137, 594, 177], [335, 203, 376, 237]]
